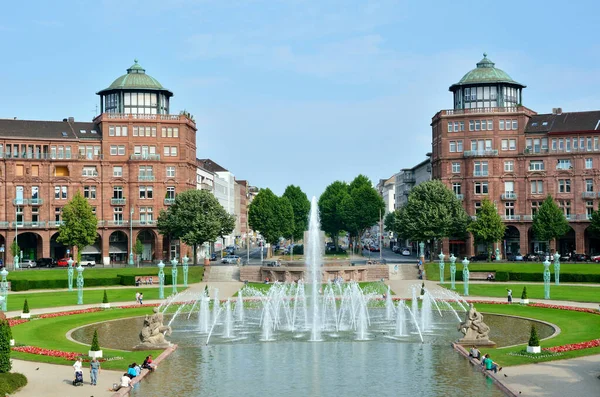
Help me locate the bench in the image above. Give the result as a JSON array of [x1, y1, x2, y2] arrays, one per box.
[[470, 272, 495, 281], [135, 276, 159, 286]]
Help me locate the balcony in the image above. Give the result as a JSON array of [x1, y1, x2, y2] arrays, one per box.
[[138, 175, 155, 182], [199, 183, 213, 191], [582, 192, 596, 199], [130, 154, 161, 161], [82, 172, 99, 178], [501, 192, 517, 200], [0, 221, 8, 228], [48, 221, 64, 228], [131, 220, 157, 227], [111, 198, 126, 205], [402, 173, 415, 183], [523, 215, 534, 221], [574, 214, 592, 221], [164, 198, 176, 205], [12, 221, 46, 228], [501, 215, 521, 221], [464, 150, 498, 157], [473, 171, 489, 177], [108, 220, 129, 226], [523, 148, 549, 155], [30, 198, 43, 205], [455, 194, 464, 200]]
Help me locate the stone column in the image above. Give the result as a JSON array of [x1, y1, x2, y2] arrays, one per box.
[[519, 226, 529, 255], [574, 225, 585, 253]]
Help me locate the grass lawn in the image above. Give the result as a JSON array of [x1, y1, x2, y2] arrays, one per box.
[[426, 262, 600, 281], [7, 266, 204, 283], [6, 287, 168, 312], [452, 284, 600, 303], [475, 303, 600, 366], [10, 307, 164, 370]]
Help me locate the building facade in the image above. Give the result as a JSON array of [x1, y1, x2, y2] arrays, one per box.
[[431, 54, 600, 257], [394, 157, 432, 210], [0, 61, 197, 266], [377, 176, 396, 215]]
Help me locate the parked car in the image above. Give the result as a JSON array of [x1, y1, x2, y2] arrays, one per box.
[[570, 253, 590, 262], [79, 259, 96, 267], [591, 254, 600, 263], [369, 245, 380, 252], [523, 253, 540, 262], [402, 249, 411, 256], [224, 246, 236, 255], [22, 259, 37, 268], [221, 255, 240, 264], [209, 252, 218, 261], [57, 258, 70, 267], [469, 253, 496, 262], [37, 257, 57, 268]]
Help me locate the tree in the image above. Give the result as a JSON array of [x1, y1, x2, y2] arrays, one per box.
[[318, 181, 349, 250], [282, 185, 310, 241], [384, 211, 398, 235], [157, 189, 235, 263], [10, 241, 20, 258], [0, 318, 12, 373], [587, 209, 600, 239], [102, 290, 109, 304], [532, 195, 570, 251], [134, 239, 144, 267], [397, 180, 469, 251], [467, 198, 505, 260], [90, 329, 100, 351], [22, 299, 29, 314], [57, 191, 97, 261], [248, 189, 294, 247], [528, 324, 540, 347]]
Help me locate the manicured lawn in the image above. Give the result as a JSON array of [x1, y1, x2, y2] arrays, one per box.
[[474, 303, 600, 366], [10, 307, 164, 370], [453, 284, 600, 303], [6, 287, 166, 312], [426, 262, 600, 281], [7, 266, 204, 283]]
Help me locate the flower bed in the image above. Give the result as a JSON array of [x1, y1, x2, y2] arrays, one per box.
[[12, 346, 81, 361], [8, 319, 29, 327], [544, 339, 600, 353], [38, 308, 103, 319], [529, 303, 600, 315]]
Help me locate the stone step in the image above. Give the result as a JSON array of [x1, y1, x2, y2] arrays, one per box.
[[204, 266, 240, 282], [389, 264, 419, 280]]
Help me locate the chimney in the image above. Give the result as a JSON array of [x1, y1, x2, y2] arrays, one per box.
[[552, 108, 563, 115], [63, 118, 68, 122], [68, 117, 75, 122]]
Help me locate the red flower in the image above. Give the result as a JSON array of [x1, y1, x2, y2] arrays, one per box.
[[7, 319, 29, 327], [543, 338, 600, 353]]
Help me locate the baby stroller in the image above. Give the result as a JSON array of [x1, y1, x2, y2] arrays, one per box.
[[72, 371, 84, 386]]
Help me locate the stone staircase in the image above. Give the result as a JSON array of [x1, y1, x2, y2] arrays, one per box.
[[388, 263, 419, 280], [204, 265, 240, 282]]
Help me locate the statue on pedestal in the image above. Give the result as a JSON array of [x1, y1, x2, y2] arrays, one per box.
[[457, 304, 496, 347], [135, 307, 173, 349]]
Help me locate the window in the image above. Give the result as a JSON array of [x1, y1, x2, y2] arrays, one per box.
[[166, 186, 176, 199], [171, 146, 177, 156], [474, 181, 488, 195], [531, 201, 543, 216], [16, 206, 23, 225], [450, 141, 457, 152], [82, 166, 98, 177], [83, 186, 97, 199], [505, 202, 515, 218], [140, 207, 154, 223], [474, 201, 482, 214], [557, 159, 572, 170], [588, 137, 593, 151], [469, 121, 474, 131], [113, 166, 123, 177], [595, 137, 599, 151], [139, 186, 154, 199], [487, 120, 493, 130], [501, 139, 508, 151], [474, 161, 488, 176], [31, 206, 39, 223], [586, 158, 593, 169], [448, 122, 453, 132], [586, 201, 594, 219], [558, 179, 571, 193], [529, 160, 545, 171], [512, 120, 518, 130], [560, 200, 571, 219], [118, 145, 125, 155], [501, 139, 516, 151], [451, 162, 461, 173], [475, 120, 481, 131], [54, 186, 67, 199], [139, 166, 154, 179], [552, 139, 557, 151], [586, 179, 594, 192], [110, 145, 117, 155], [31, 186, 39, 201], [166, 166, 176, 177], [531, 180, 543, 194], [499, 120, 504, 130], [113, 186, 123, 199], [504, 161, 514, 172], [55, 207, 62, 222], [457, 140, 463, 152], [113, 207, 123, 222], [173, 127, 179, 137], [504, 181, 514, 193], [452, 183, 462, 195], [16, 164, 24, 176]]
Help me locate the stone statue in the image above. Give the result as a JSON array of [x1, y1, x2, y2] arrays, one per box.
[[135, 307, 173, 350], [457, 304, 495, 347]]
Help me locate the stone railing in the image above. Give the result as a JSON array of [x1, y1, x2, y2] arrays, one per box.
[[464, 150, 498, 157], [501, 192, 517, 200], [130, 154, 161, 161], [111, 198, 126, 205], [582, 192, 596, 199], [164, 198, 176, 205]]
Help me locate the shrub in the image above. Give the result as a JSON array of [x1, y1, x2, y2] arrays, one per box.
[[22, 299, 30, 314], [0, 372, 28, 395], [0, 319, 12, 373], [90, 329, 100, 351], [495, 271, 510, 282], [102, 290, 109, 304], [521, 286, 528, 300], [528, 324, 540, 347], [293, 245, 304, 255]]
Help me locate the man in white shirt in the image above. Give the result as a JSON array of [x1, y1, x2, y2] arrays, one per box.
[[110, 373, 132, 391]]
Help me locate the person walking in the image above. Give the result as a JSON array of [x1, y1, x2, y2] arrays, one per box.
[[507, 289, 513, 304], [90, 357, 101, 386], [135, 291, 141, 304], [139, 292, 144, 305]]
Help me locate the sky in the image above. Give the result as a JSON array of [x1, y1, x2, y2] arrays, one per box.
[[1, 0, 600, 199]]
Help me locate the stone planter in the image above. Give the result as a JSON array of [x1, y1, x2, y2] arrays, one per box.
[[20, 312, 30, 319], [100, 303, 111, 309], [521, 299, 529, 305], [526, 345, 541, 354], [89, 350, 103, 359]]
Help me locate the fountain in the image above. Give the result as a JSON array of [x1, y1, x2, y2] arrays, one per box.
[[222, 299, 234, 339], [385, 285, 395, 321], [235, 289, 244, 322], [307, 196, 322, 341], [394, 300, 408, 336]]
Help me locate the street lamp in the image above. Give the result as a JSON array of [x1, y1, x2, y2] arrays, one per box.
[[128, 208, 134, 267], [76, 264, 84, 305], [543, 258, 551, 299], [14, 210, 19, 270], [246, 192, 250, 266]]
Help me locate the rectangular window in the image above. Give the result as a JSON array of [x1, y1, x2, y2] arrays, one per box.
[[469, 121, 474, 131], [501, 139, 508, 150], [109, 126, 115, 136], [166, 186, 176, 199], [474, 182, 489, 195], [509, 139, 516, 150], [586, 158, 593, 169], [457, 140, 463, 152], [474, 161, 488, 177], [557, 159, 572, 170], [512, 120, 518, 130], [15, 165, 24, 176], [504, 181, 514, 193], [166, 166, 176, 177], [474, 201, 482, 214], [475, 120, 480, 131], [448, 122, 453, 133], [167, 128, 173, 138], [161, 127, 167, 138], [133, 126, 139, 136], [588, 137, 593, 151], [110, 145, 117, 155], [164, 146, 170, 156], [83, 186, 97, 199], [541, 138, 548, 151], [452, 183, 461, 195], [561, 200, 571, 219], [113, 166, 123, 177], [487, 120, 493, 130], [552, 139, 557, 151], [459, 121, 465, 131], [558, 179, 571, 193], [117, 146, 125, 155], [595, 137, 599, 151], [586, 179, 594, 192], [173, 128, 179, 137], [31, 165, 39, 176], [529, 161, 544, 171], [504, 161, 514, 172], [531, 180, 543, 194], [499, 120, 504, 130], [82, 166, 98, 177], [449, 141, 456, 152], [112, 186, 123, 199], [505, 202, 515, 218], [170, 146, 177, 156], [113, 207, 123, 222], [61, 186, 67, 199]]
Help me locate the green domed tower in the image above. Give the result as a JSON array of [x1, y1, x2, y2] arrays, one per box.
[[449, 53, 525, 110], [97, 60, 173, 115]]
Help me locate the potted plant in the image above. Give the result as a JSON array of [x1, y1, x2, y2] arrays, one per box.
[[527, 324, 541, 353], [521, 286, 529, 305], [88, 329, 103, 359], [100, 290, 110, 309], [21, 299, 30, 319]]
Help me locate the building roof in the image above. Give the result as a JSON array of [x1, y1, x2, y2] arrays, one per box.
[[0, 118, 99, 140], [525, 110, 600, 135], [197, 158, 229, 173], [450, 53, 525, 91], [97, 60, 173, 96]]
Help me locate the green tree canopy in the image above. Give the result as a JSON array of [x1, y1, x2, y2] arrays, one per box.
[[384, 210, 400, 236], [318, 181, 350, 249], [587, 209, 600, 239], [397, 180, 469, 242], [532, 195, 570, 248], [57, 191, 98, 259], [157, 189, 235, 261], [467, 198, 505, 259], [0, 318, 12, 373], [248, 188, 294, 245], [282, 185, 310, 241]]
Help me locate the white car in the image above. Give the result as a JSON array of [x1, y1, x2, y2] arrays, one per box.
[[401, 249, 411, 256], [22, 259, 37, 268], [79, 260, 96, 267], [222, 255, 240, 264]]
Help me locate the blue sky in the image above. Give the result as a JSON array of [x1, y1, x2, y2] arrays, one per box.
[[1, 0, 600, 199]]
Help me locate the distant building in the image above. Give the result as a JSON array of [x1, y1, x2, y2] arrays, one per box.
[[377, 176, 396, 215], [394, 156, 432, 210]]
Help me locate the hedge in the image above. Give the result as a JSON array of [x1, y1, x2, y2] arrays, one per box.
[[453, 271, 600, 283], [11, 274, 175, 292], [0, 373, 28, 395]]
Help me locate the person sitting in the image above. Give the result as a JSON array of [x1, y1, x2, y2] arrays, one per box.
[[110, 373, 132, 391], [136, 277, 142, 287], [482, 354, 502, 373], [142, 355, 156, 371], [127, 363, 137, 379], [469, 346, 481, 360], [486, 273, 494, 281]]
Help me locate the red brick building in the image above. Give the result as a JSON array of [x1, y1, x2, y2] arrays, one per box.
[[431, 54, 600, 258], [0, 61, 197, 266]]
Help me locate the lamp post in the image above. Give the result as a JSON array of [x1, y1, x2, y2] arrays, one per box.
[[246, 193, 251, 265], [182, 255, 189, 287], [67, 257, 74, 291], [438, 251, 445, 284], [157, 260, 165, 299], [462, 257, 470, 296], [128, 208, 134, 267], [543, 258, 551, 299], [171, 258, 178, 295], [0, 244, 4, 269], [76, 264, 84, 305], [0, 267, 9, 311], [14, 213, 19, 270], [449, 254, 457, 290], [419, 242, 425, 262], [553, 252, 561, 285]]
